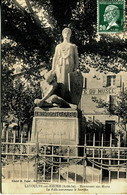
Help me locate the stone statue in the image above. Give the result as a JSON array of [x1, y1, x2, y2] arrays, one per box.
[[34, 70, 77, 109], [52, 28, 79, 98], [34, 28, 83, 109]]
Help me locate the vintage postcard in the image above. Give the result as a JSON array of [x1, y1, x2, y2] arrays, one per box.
[[1, 0, 127, 194]]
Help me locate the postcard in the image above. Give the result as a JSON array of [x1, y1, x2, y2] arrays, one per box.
[[1, 0, 127, 194]]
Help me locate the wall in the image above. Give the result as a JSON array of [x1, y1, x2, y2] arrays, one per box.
[[81, 69, 127, 141]]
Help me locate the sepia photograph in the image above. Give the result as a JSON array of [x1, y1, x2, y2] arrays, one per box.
[[1, 0, 127, 194]]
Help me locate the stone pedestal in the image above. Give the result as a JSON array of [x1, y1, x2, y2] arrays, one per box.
[[31, 107, 79, 145]]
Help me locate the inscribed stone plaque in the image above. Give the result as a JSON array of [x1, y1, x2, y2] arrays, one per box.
[[31, 108, 79, 145]]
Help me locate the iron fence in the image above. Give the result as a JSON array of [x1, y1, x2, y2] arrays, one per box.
[[1, 131, 127, 184]]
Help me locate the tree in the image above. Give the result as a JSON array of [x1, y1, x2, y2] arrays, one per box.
[[2, 70, 42, 134], [92, 88, 127, 145], [2, 0, 127, 133], [2, 0, 127, 73], [92, 89, 127, 121]]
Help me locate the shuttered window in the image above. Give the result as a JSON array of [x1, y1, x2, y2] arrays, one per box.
[[107, 75, 116, 87], [109, 95, 116, 112], [103, 75, 121, 87]]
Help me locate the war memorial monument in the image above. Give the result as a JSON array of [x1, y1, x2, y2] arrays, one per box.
[[31, 28, 83, 145]]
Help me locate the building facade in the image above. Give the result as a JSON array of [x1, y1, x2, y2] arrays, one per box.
[[81, 69, 127, 146]]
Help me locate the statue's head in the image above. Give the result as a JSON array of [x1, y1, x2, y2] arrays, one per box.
[[103, 5, 120, 24], [62, 28, 72, 39]]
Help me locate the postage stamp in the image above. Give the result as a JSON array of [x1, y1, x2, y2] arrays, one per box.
[[98, 0, 125, 33]]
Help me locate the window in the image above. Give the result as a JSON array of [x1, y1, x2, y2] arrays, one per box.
[[109, 95, 116, 112], [103, 75, 121, 87], [105, 121, 115, 141], [107, 75, 116, 87]]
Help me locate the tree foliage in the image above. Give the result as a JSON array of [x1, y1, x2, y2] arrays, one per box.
[[92, 89, 127, 124], [92, 89, 127, 145], [2, 0, 127, 128], [2, 0, 127, 72]]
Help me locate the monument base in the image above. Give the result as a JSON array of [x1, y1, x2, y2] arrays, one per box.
[[31, 107, 79, 145]]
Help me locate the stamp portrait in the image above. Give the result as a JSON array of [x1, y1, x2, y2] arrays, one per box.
[[98, 0, 125, 33]]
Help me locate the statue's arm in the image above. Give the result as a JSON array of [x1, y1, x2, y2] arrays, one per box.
[[74, 45, 79, 70], [52, 45, 59, 71]]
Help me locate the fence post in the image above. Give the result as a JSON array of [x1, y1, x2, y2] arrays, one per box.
[[35, 132, 39, 181], [108, 133, 112, 183], [27, 144, 30, 180], [117, 134, 120, 180], [100, 133, 103, 183], [12, 131, 16, 179], [59, 133, 62, 183], [20, 132, 23, 154], [27, 131, 30, 179], [92, 133, 95, 182], [43, 145, 46, 181], [51, 134, 54, 183], [83, 133, 87, 183], [20, 132, 23, 179], [66, 145, 70, 183]]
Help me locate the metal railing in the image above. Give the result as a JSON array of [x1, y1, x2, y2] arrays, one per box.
[[1, 131, 127, 183]]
